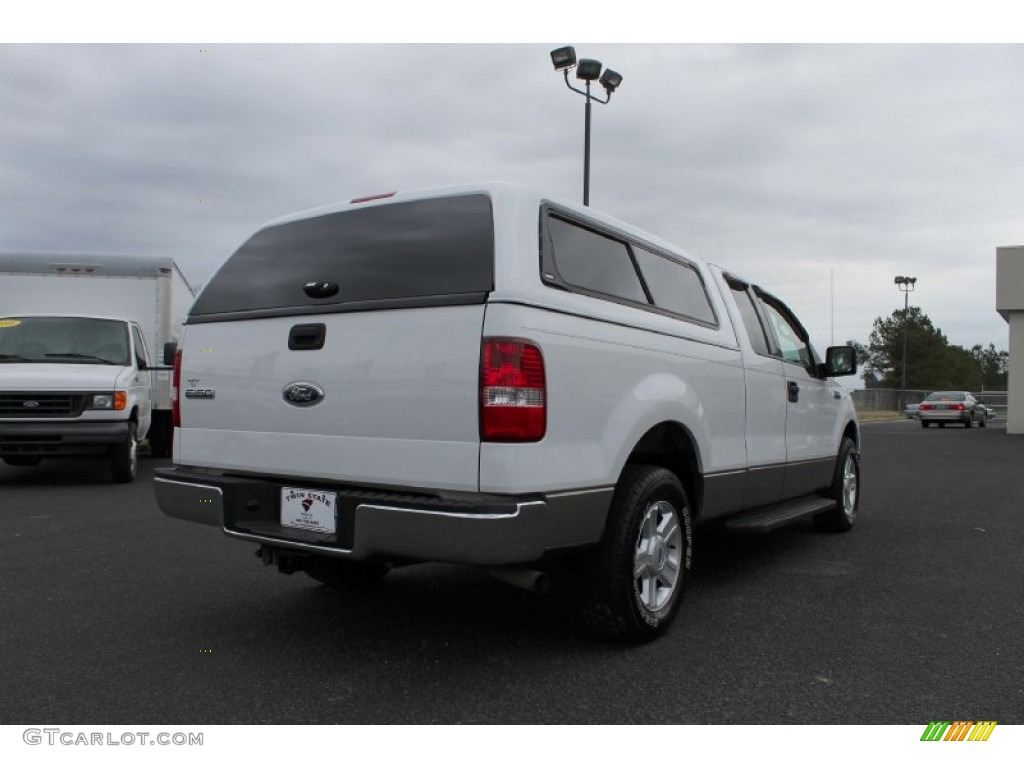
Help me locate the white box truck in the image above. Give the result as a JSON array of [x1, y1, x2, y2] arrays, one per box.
[[0, 251, 194, 480]]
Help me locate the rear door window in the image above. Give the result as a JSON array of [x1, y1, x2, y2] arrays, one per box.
[[189, 194, 494, 321], [728, 282, 772, 357]]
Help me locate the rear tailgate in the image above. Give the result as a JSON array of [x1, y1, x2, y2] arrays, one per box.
[[176, 193, 494, 492]]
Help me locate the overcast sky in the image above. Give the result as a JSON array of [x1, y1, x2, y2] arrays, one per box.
[[2, 40, 1021, 362]]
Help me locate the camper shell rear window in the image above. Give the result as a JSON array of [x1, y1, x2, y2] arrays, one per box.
[[189, 194, 494, 322]]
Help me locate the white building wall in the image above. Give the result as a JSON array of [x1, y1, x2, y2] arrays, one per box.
[[996, 246, 1024, 434], [1007, 313, 1024, 434]]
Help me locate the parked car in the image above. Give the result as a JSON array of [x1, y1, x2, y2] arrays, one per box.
[[918, 391, 987, 428], [905, 403, 920, 419], [972, 396, 998, 421]]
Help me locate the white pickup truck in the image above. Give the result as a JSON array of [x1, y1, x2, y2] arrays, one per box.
[[155, 183, 859, 642]]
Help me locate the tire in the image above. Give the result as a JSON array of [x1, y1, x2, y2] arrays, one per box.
[[307, 558, 389, 589], [815, 437, 859, 533], [582, 465, 692, 643], [964, 413, 973, 428], [148, 411, 173, 458], [980, 412, 987, 428], [939, 422, 946, 428], [109, 422, 138, 483], [3, 457, 42, 467], [920, 420, 929, 429]]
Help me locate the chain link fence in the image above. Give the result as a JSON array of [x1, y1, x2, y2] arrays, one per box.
[[851, 388, 1008, 418]]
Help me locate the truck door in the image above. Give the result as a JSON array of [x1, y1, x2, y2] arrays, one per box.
[[725, 279, 787, 508], [755, 293, 836, 498]]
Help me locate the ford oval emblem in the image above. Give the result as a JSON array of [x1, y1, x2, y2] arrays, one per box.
[[282, 382, 325, 407]]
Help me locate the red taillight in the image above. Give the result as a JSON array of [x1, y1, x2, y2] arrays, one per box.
[[953, 403, 964, 411], [480, 338, 546, 442], [171, 349, 182, 428], [919, 403, 930, 411]]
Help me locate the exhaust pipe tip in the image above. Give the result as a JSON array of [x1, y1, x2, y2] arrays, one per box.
[[488, 566, 550, 594]]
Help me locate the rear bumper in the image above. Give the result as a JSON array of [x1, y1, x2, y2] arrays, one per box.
[[153, 467, 611, 566], [0, 420, 130, 456], [919, 410, 970, 422]]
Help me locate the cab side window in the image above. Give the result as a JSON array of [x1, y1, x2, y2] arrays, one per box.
[[759, 296, 814, 371], [131, 326, 149, 368]]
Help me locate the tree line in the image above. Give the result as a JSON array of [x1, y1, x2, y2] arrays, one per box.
[[847, 306, 1008, 391]]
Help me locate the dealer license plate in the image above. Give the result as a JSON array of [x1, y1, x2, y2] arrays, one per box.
[[280, 487, 337, 534]]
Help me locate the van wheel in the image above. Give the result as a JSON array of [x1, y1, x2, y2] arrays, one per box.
[[307, 558, 389, 589], [582, 465, 692, 643], [109, 423, 138, 483], [815, 437, 859, 533]]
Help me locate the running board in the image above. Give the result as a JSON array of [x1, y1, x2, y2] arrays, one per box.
[[724, 495, 836, 533]]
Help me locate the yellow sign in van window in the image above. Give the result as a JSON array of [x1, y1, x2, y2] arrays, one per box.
[[0, 319, 22, 328]]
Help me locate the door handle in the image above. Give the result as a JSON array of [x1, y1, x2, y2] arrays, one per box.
[[288, 323, 327, 351], [787, 381, 800, 403]]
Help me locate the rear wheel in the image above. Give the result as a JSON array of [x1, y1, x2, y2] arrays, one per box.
[[582, 465, 692, 643], [980, 411, 988, 428], [920, 420, 929, 429], [307, 558, 390, 589], [109, 422, 138, 483], [815, 437, 859, 533], [965, 412, 974, 428]]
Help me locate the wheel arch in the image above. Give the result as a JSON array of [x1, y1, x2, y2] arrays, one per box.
[[621, 421, 703, 522], [841, 419, 859, 450]]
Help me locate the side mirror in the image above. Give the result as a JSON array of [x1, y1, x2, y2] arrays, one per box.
[[163, 341, 178, 366], [824, 345, 857, 377]]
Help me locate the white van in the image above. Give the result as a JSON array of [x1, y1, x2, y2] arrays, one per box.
[[0, 314, 151, 482], [0, 252, 194, 480]]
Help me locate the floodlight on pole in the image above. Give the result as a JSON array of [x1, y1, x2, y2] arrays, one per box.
[[894, 275, 918, 411], [549, 46, 623, 206]]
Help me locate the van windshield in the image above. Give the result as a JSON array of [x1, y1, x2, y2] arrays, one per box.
[[190, 194, 495, 320], [0, 317, 129, 364]]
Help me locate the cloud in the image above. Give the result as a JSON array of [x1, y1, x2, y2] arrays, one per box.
[[1, 43, 1018, 355]]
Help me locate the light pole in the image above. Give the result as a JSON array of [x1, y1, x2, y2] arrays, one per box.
[[549, 46, 622, 206], [894, 275, 917, 411]]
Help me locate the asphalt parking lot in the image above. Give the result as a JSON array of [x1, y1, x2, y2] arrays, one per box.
[[1, 419, 1022, 724]]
